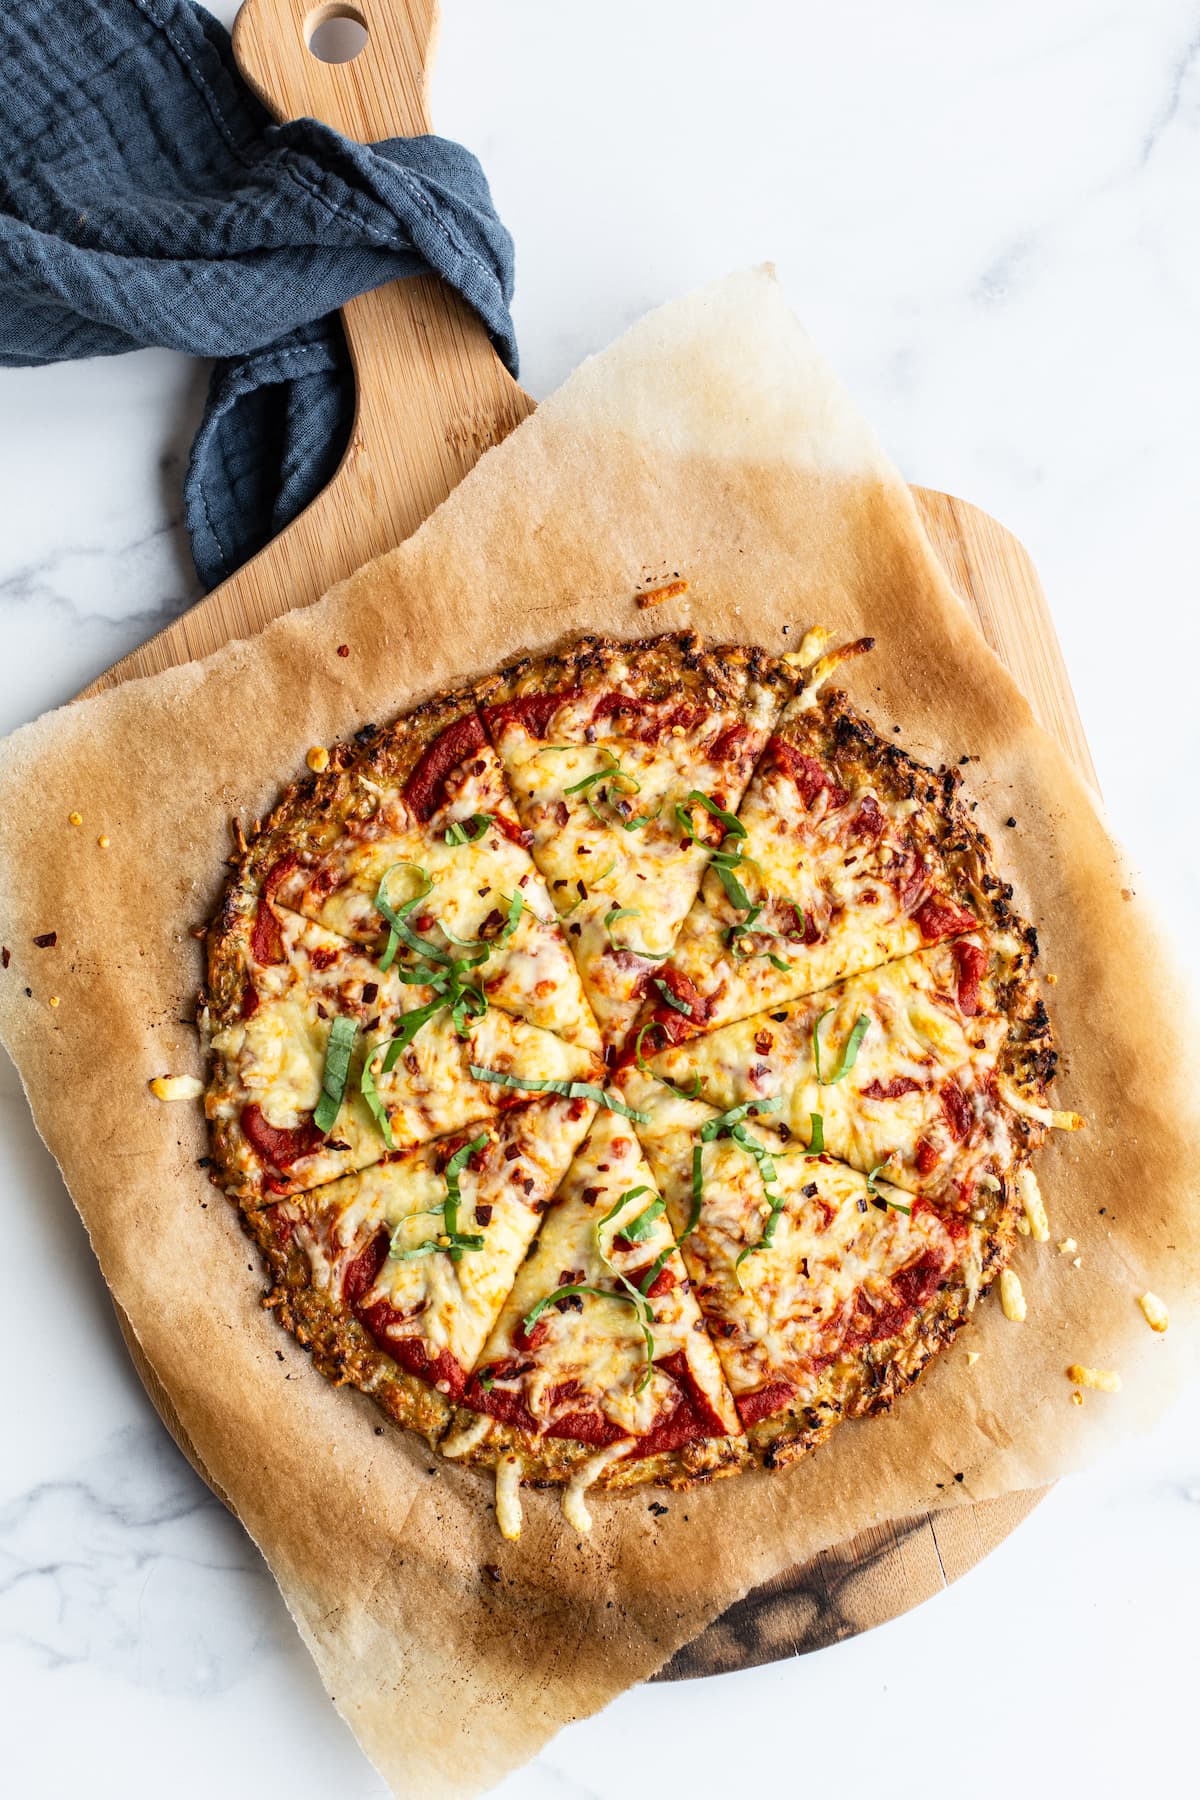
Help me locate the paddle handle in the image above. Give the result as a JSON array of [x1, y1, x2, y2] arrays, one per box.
[[118, 0, 535, 670]]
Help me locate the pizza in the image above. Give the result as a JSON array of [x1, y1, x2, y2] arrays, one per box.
[[200, 630, 1082, 1537]]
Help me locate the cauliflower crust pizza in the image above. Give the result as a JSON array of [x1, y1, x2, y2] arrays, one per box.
[[199, 630, 1082, 1538]]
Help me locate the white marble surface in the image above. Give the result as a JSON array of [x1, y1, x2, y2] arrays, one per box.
[[3, 2, 1199, 1794]]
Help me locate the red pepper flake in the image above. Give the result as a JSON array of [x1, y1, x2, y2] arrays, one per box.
[[33, 932, 57, 949], [337, 643, 350, 658], [1, 946, 9, 969]]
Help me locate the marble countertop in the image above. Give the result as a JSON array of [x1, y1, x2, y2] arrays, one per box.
[[3, 4, 1198, 1795]]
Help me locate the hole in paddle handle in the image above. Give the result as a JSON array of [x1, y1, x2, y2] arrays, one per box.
[[306, 5, 369, 65]]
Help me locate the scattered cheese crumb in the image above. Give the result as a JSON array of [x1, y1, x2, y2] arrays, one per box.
[[1057, 1238, 1078, 1256], [1017, 1168, 1049, 1243], [1067, 1364, 1121, 1393], [1138, 1291, 1170, 1333], [1070, 1390, 1083, 1406], [966, 1351, 980, 1369], [440, 1413, 491, 1459], [68, 812, 82, 826], [636, 578, 688, 609], [306, 746, 330, 773], [97, 835, 110, 849], [1071, 1256, 1082, 1269], [999, 1268, 1026, 1322], [48, 994, 60, 1008], [149, 1074, 204, 1102], [495, 1454, 523, 1540]]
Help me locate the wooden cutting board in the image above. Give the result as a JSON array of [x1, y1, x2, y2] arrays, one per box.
[[86, 0, 1097, 1676]]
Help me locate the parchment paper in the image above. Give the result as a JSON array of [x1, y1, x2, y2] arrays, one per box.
[[1, 269, 1197, 1796]]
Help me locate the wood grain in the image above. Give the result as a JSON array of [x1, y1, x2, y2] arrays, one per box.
[[96, 0, 1086, 1674]]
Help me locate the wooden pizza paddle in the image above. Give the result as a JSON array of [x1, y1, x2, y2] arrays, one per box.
[[86, 0, 1099, 1675]]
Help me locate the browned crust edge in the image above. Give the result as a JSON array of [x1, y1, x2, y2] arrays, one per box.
[[474, 629, 792, 717]]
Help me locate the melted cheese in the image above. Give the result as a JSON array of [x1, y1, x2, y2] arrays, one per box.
[[495, 1454, 523, 1539], [647, 935, 1025, 1203], [206, 900, 602, 1196], [622, 1067, 974, 1410], [268, 745, 600, 1051], [369, 1006, 602, 1152], [488, 687, 777, 1045], [560, 1442, 632, 1533], [656, 686, 984, 1034], [471, 1109, 740, 1443], [282, 1095, 596, 1375]]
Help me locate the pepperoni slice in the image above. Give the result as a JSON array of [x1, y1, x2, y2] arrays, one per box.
[[850, 794, 886, 841], [357, 1299, 467, 1398], [890, 1253, 946, 1310], [402, 713, 488, 822], [240, 1103, 324, 1170], [709, 721, 757, 763], [249, 899, 285, 966], [512, 1316, 549, 1353], [769, 740, 850, 810], [547, 1408, 628, 1447], [492, 811, 534, 850], [633, 966, 710, 1052], [859, 1076, 921, 1101], [737, 1380, 797, 1425], [912, 893, 977, 942], [952, 940, 989, 1016], [342, 1226, 390, 1306], [914, 1136, 939, 1176], [940, 1078, 973, 1142], [590, 690, 652, 724], [483, 689, 583, 741]]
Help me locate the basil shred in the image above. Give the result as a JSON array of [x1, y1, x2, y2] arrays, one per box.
[[681, 1096, 832, 1279], [387, 1130, 492, 1263], [633, 1021, 701, 1101], [313, 1016, 358, 1133], [444, 813, 494, 846], [563, 748, 660, 830], [603, 904, 668, 962], [812, 1008, 871, 1084], [521, 1280, 656, 1393], [466, 1066, 650, 1122], [866, 1159, 910, 1214], [521, 1182, 670, 1394]]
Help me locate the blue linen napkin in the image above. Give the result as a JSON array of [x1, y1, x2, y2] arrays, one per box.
[[0, 0, 516, 589]]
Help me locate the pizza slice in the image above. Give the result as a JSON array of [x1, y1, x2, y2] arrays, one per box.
[[247, 1094, 597, 1442], [638, 631, 1004, 1044], [440, 1107, 746, 1537], [203, 892, 605, 1202], [631, 930, 1082, 1214], [234, 685, 599, 1052], [620, 1064, 1011, 1462], [476, 632, 789, 1046]]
